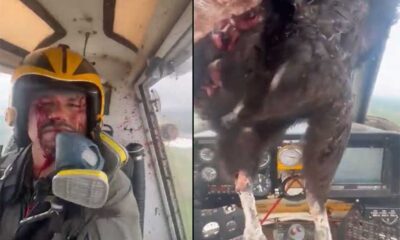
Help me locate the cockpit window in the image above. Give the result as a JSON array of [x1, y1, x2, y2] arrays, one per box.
[[141, 57, 192, 239], [367, 21, 400, 127], [0, 72, 12, 155]]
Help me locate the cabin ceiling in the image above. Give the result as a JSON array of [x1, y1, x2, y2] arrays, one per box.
[[0, 0, 54, 53], [0, 0, 191, 84]]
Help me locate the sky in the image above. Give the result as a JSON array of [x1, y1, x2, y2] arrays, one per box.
[[150, 57, 193, 114], [370, 21, 400, 98], [151, 67, 193, 139], [149, 57, 193, 139], [151, 71, 193, 113]]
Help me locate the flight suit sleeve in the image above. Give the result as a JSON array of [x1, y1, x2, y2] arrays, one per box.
[[82, 169, 142, 240]]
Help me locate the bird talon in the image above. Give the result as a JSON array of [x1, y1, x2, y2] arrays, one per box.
[[221, 111, 238, 128], [235, 171, 251, 192]]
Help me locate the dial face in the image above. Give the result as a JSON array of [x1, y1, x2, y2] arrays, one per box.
[[287, 223, 306, 240], [252, 173, 272, 197], [226, 220, 238, 232], [202, 222, 220, 238], [222, 205, 237, 215], [258, 151, 271, 170], [201, 167, 217, 182], [199, 147, 215, 162], [279, 147, 302, 166]]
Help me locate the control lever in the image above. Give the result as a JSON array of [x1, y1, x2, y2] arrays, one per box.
[[19, 198, 64, 226]]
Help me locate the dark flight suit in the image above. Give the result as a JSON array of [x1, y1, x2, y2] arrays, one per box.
[[0, 145, 142, 240]]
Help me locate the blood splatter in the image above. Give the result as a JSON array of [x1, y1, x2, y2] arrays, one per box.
[[31, 94, 88, 178], [35, 152, 55, 178]]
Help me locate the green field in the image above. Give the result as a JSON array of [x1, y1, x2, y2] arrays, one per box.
[[367, 96, 400, 125], [165, 145, 192, 240]]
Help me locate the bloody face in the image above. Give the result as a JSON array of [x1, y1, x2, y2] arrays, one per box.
[[28, 91, 88, 157]]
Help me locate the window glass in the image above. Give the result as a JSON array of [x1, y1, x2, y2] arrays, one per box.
[[367, 21, 400, 126], [149, 58, 192, 239], [0, 72, 12, 154]]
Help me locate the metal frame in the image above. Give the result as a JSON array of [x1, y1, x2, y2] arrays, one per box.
[[0, 40, 29, 57], [352, 8, 397, 124], [103, 0, 139, 52], [0, 0, 66, 57], [21, 0, 67, 50], [133, 2, 192, 239], [354, 42, 389, 123], [139, 83, 186, 240]]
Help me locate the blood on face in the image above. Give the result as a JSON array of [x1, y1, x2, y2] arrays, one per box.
[[28, 91, 87, 176]]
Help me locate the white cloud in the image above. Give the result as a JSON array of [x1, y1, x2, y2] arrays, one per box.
[[150, 71, 193, 112]]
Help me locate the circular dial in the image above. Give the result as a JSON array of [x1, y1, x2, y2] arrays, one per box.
[[201, 167, 217, 182], [287, 223, 306, 240], [252, 173, 272, 197], [202, 221, 220, 238], [226, 220, 238, 232], [258, 151, 271, 170], [279, 146, 302, 166], [199, 147, 215, 162]]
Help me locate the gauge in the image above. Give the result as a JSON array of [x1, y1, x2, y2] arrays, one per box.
[[202, 221, 220, 238], [252, 173, 272, 197], [279, 146, 302, 167], [222, 205, 237, 215], [199, 147, 215, 162], [258, 151, 271, 170], [226, 220, 238, 232], [201, 167, 217, 182], [287, 223, 306, 240]]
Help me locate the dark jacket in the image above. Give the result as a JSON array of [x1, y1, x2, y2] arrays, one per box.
[[0, 146, 142, 240]]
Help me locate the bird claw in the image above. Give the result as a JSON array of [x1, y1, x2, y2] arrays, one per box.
[[308, 201, 333, 240], [238, 180, 268, 240], [221, 101, 247, 128], [221, 111, 239, 128], [235, 170, 252, 192]]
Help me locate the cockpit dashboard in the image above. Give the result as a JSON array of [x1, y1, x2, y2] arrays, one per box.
[[194, 123, 400, 240]]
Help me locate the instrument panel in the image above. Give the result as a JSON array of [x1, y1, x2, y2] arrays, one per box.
[[194, 123, 400, 209], [338, 204, 400, 239], [194, 205, 337, 240], [194, 141, 276, 209], [195, 203, 400, 240], [268, 221, 315, 240], [194, 123, 400, 239], [194, 205, 245, 240]]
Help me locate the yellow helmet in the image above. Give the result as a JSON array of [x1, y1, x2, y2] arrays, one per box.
[[6, 44, 105, 147]]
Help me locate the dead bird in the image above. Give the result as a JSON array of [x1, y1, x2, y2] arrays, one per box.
[[194, 0, 399, 239]]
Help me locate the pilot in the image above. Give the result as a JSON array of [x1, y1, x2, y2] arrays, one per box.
[[0, 45, 141, 240]]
